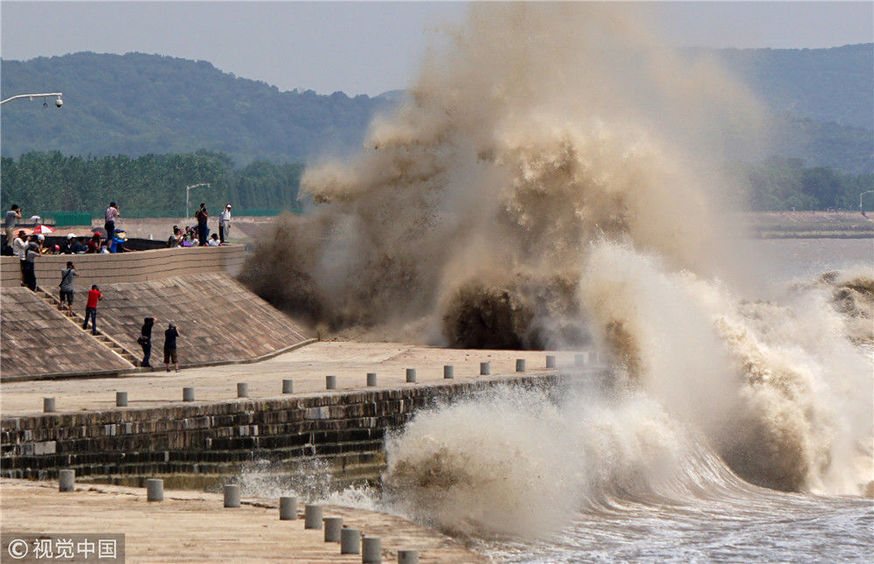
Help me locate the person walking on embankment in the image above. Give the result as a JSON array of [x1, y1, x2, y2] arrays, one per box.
[[59, 261, 78, 313], [82, 285, 102, 335], [138, 317, 155, 368], [164, 322, 180, 372]]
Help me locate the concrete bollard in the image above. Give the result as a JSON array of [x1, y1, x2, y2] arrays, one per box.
[[443, 365, 454, 379], [146, 478, 163, 502], [116, 391, 128, 407], [515, 359, 526, 372], [340, 528, 361, 554], [366, 372, 377, 387], [183, 387, 195, 402], [480, 361, 490, 375], [236, 382, 248, 398], [326, 375, 337, 390], [58, 469, 75, 492], [397, 550, 419, 564], [546, 355, 556, 369], [43, 397, 56, 413], [282, 379, 294, 394], [279, 496, 297, 520], [304, 504, 323, 529], [405, 368, 416, 383], [323, 516, 343, 542], [223, 484, 241, 508], [362, 536, 382, 563]]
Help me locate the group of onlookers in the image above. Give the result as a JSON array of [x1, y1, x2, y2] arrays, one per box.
[[168, 202, 232, 248]]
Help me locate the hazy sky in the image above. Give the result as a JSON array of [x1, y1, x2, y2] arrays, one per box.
[[2, 1, 872, 96]]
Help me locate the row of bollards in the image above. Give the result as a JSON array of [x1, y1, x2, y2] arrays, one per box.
[[302, 503, 409, 563], [58, 470, 417, 563], [40, 353, 598, 412]]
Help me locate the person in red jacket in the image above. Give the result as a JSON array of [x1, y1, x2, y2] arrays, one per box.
[[82, 284, 103, 335]]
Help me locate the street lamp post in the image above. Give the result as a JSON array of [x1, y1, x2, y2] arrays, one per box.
[[186, 183, 210, 219], [1, 92, 63, 107], [859, 190, 874, 214]]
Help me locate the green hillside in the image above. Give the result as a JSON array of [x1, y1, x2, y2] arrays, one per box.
[[1, 46, 872, 173], [1, 52, 393, 166]]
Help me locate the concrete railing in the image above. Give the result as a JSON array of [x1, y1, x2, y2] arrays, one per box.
[[1, 245, 245, 291]]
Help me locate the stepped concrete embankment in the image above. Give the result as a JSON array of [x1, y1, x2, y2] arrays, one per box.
[[1, 250, 310, 380]]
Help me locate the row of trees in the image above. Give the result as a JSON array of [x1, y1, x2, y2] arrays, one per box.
[[732, 157, 874, 211], [0, 150, 304, 218], [1, 150, 871, 216]]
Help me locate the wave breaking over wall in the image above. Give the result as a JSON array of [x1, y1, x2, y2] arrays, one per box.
[[241, 3, 874, 531]]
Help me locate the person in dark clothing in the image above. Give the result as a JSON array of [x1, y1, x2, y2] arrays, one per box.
[[23, 242, 39, 290], [164, 322, 180, 372], [139, 317, 156, 368], [195, 203, 209, 246]]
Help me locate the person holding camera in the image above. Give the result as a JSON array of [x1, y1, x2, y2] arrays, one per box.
[[138, 317, 156, 368], [59, 261, 78, 313]]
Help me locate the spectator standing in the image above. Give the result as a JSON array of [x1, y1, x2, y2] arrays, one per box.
[[12, 231, 28, 280], [23, 242, 39, 291], [164, 322, 180, 372], [59, 261, 78, 313], [138, 316, 156, 368], [104, 202, 120, 239], [195, 203, 209, 246], [82, 284, 102, 335], [5, 204, 21, 249], [219, 204, 231, 243]]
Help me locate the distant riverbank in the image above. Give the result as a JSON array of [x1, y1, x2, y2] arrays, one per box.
[[741, 211, 874, 239]]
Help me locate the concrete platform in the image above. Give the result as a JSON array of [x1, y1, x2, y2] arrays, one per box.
[[0, 342, 576, 417], [0, 478, 486, 563]]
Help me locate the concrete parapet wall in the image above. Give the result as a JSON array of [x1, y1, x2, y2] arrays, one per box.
[[1, 375, 560, 488], [1, 245, 246, 290]]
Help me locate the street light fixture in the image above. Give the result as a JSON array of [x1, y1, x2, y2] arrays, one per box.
[[860, 190, 874, 216], [186, 183, 210, 219], [1, 92, 63, 107]]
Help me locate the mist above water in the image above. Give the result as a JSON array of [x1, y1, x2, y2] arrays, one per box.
[[240, 3, 874, 537]]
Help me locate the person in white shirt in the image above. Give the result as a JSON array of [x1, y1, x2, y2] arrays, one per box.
[[219, 204, 232, 243], [207, 233, 220, 247], [12, 230, 28, 281]]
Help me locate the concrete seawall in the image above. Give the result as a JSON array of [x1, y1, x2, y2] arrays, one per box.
[[2, 373, 567, 489], [1, 245, 246, 290]]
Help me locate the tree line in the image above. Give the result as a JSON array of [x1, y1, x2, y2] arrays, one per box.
[[0, 150, 304, 218], [731, 157, 874, 211], [1, 150, 871, 217]]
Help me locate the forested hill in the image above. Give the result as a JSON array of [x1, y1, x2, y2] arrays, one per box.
[[1, 46, 872, 172], [0, 52, 396, 165]]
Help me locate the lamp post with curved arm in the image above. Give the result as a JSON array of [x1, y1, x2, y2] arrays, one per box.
[[186, 183, 210, 219], [1, 92, 63, 107], [859, 190, 874, 215]]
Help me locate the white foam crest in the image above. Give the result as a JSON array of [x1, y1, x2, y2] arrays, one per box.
[[382, 386, 730, 539]]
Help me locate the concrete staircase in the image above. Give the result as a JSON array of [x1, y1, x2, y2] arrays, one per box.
[[33, 286, 139, 368]]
